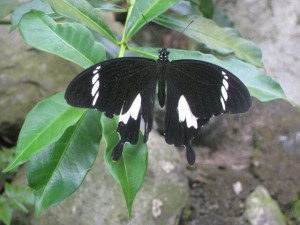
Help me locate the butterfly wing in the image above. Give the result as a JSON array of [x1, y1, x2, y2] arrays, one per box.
[[65, 57, 157, 160], [165, 60, 251, 164]]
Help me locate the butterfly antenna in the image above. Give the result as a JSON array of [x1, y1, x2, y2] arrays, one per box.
[[141, 14, 163, 47], [170, 20, 194, 48], [174, 20, 194, 39], [183, 20, 194, 33]]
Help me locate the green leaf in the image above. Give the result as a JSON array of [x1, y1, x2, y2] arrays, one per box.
[[18, 11, 105, 68], [4, 93, 86, 172], [212, 6, 234, 28], [101, 116, 148, 217], [191, 0, 215, 18], [129, 47, 286, 101], [10, 0, 53, 31], [0, 0, 24, 19], [0, 148, 15, 169], [44, 0, 117, 43], [199, 0, 214, 18], [5, 183, 34, 212], [125, 0, 181, 41], [0, 199, 13, 225], [8, 200, 27, 213], [154, 13, 263, 67], [88, 1, 127, 12], [246, 73, 287, 101], [27, 110, 101, 215]]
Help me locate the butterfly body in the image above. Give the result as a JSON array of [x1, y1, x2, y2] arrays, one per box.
[[65, 48, 251, 165]]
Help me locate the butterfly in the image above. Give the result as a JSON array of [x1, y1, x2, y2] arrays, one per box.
[[65, 48, 251, 165]]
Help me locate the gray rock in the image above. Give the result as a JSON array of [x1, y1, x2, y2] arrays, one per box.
[[0, 25, 81, 142], [216, 0, 300, 105], [245, 186, 286, 225], [12, 131, 189, 225]]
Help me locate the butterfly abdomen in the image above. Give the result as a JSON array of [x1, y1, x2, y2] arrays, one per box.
[[156, 60, 169, 108]]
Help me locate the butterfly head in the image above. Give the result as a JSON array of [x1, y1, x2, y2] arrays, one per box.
[[158, 48, 169, 62]]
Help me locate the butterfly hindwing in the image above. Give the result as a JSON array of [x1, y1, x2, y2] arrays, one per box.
[[65, 57, 157, 160]]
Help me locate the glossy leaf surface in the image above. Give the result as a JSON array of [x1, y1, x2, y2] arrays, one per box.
[[155, 13, 263, 67], [101, 116, 148, 217], [10, 0, 53, 31], [45, 0, 117, 43], [4, 93, 86, 171], [27, 110, 101, 215], [125, 0, 181, 40], [18, 11, 105, 68]]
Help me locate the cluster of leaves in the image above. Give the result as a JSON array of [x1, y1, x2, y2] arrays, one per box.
[[0, 148, 33, 225], [2, 0, 286, 220], [287, 197, 300, 224]]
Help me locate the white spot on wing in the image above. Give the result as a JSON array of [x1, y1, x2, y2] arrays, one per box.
[[93, 66, 101, 74], [92, 73, 99, 84], [92, 92, 99, 106], [119, 94, 141, 124], [178, 95, 198, 129], [221, 86, 228, 100], [221, 98, 226, 110], [90, 66, 101, 107], [220, 74, 229, 110], [119, 110, 130, 124], [92, 80, 99, 96], [223, 79, 229, 90]]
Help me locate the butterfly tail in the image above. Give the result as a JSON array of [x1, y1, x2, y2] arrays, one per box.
[[186, 144, 196, 165], [112, 141, 124, 161]]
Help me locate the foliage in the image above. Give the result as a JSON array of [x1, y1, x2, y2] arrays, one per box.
[[0, 183, 34, 225], [0, 148, 34, 225], [3, 0, 286, 219], [287, 197, 300, 224]]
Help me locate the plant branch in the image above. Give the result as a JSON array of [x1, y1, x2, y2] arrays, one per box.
[[118, 1, 135, 57], [0, 20, 11, 25]]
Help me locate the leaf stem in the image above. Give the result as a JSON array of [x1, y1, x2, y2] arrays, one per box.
[[0, 20, 11, 25], [118, 0, 135, 57]]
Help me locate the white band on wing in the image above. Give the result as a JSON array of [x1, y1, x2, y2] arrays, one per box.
[[119, 94, 142, 124], [178, 95, 198, 129]]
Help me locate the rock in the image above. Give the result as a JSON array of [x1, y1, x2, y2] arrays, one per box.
[[216, 0, 300, 105], [245, 186, 286, 225], [182, 98, 300, 224], [0, 25, 81, 144], [247, 100, 300, 206], [12, 131, 189, 225]]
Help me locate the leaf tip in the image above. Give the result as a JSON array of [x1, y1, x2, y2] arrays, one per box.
[[3, 162, 18, 173], [127, 205, 132, 219]]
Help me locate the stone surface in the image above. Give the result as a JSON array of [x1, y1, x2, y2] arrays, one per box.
[[0, 25, 81, 143], [182, 99, 300, 225], [216, 0, 300, 105], [245, 186, 286, 225], [12, 132, 189, 225]]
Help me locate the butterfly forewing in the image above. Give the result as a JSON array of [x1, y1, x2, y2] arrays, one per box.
[[169, 60, 251, 117], [65, 57, 158, 160], [65, 57, 156, 114]]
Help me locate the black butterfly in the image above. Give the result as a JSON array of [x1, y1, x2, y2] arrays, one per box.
[[65, 48, 251, 165]]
